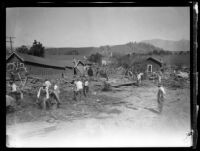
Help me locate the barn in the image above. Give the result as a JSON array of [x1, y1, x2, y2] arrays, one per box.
[[72, 57, 94, 76], [6, 52, 74, 79], [145, 57, 163, 73], [73, 60, 85, 76]]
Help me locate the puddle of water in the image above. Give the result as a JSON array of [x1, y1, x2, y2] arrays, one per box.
[[94, 116, 113, 120], [106, 108, 122, 114], [125, 106, 138, 110]]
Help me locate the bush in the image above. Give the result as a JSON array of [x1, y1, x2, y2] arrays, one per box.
[[16, 45, 29, 54], [88, 53, 102, 64]]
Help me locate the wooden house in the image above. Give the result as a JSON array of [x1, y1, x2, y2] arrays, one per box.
[[6, 52, 74, 79], [145, 57, 163, 73]]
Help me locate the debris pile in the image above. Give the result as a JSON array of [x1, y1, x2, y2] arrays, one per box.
[[162, 70, 190, 89]]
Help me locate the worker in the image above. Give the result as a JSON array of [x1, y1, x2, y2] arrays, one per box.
[[95, 67, 99, 77], [10, 72, 15, 82], [157, 83, 166, 113], [44, 79, 52, 90], [158, 72, 162, 85], [88, 67, 93, 77], [53, 81, 61, 107], [37, 83, 50, 110], [137, 72, 143, 86], [9, 81, 21, 104], [83, 76, 89, 97], [73, 77, 83, 101]]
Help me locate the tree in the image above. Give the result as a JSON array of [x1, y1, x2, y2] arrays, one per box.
[[16, 45, 29, 54], [153, 49, 159, 55], [28, 40, 45, 57], [88, 53, 102, 64]]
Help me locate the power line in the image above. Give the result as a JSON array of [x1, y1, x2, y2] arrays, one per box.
[[6, 36, 16, 53]]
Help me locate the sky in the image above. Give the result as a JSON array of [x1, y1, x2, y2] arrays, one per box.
[[6, 7, 190, 48]]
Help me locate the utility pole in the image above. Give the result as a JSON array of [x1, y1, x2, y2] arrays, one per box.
[[6, 36, 16, 53]]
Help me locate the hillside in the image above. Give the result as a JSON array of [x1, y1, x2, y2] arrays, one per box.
[[141, 39, 190, 51], [13, 39, 189, 57], [45, 42, 164, 57], [45, 47, 96, 56], [109, 42, 164, 54]]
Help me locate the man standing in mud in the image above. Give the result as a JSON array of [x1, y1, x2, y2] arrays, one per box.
[[157, 83, 166, 113], [157, 71, 162, 85], [83, 76, 89, 97], [9, 81, 21, 104], [96, 67, 99, 77], [10, 72, 15, 82], [73, 77, 83, 101], [37, 83, 50, 110], [137, 72, 143, 86], [52, 81, 61, 107], [44, 79, 52, 90]]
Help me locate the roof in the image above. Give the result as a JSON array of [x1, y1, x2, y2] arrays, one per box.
[[6, 52, 74, 69], [80, 59, 93, 65], [146, 57, 163, 66]]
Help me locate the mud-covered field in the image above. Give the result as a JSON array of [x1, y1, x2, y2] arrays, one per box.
[[6, 79, 191, 147]]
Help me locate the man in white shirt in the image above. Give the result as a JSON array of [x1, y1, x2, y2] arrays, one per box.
[[9, 81, 21, 104], [137, 72, 143, 86], [11, 82, 17, 92], [45, 79, 52, 90], [157, 84, 166, 113], [73, 77, 83, 101]]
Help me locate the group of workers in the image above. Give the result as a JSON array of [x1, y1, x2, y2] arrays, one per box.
[[36, 75, 90, 109], [36, 79, 61, 110], [71, 76, 89, 101], [7, 70, 165, 113]]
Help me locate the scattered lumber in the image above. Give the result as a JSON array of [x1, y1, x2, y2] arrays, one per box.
[[110, 81, 137, 87]]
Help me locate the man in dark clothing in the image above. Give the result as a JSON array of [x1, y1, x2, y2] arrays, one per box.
[[88, 67, 93, 77], [10, 72, 15, 82]]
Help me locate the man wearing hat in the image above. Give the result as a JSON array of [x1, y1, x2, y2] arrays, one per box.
[[83, 76, 89, 97], [157, 83, 166, 113], [52, 80, 61, 107], [9, 81, 21, 105], [37, 83, 50, 110], [73, 77, 83, 101], [44, 79, 52, 90]]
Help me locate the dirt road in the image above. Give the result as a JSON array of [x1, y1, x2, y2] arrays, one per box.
[[6, 81, 192, 147]]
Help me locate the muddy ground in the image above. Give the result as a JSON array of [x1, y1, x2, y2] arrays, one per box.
[[6, 79, 192, 147]]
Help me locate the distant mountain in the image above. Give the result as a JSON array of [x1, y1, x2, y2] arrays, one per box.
[[141, 39, 190, 51], [45, 42, 164, 57], [95, 42, 165, 56]]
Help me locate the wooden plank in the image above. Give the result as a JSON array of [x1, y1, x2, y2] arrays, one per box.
[[110, 81, 137, 87]]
